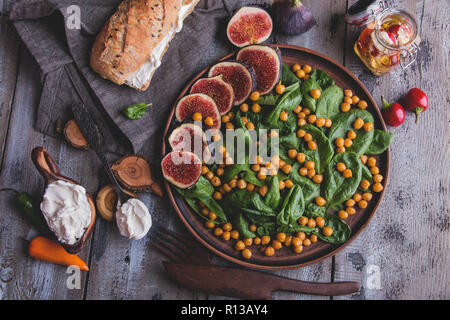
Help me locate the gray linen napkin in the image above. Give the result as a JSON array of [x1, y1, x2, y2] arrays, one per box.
[[8, 0, 270, 153]]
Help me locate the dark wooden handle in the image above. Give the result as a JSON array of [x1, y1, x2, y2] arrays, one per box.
[[274, 278, 360, 296], [31, 147, 61, 184]]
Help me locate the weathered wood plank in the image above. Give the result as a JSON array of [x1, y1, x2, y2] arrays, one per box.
[[334, 0, 450, 300]]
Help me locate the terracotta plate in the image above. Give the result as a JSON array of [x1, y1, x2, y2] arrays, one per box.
[[162, 44, 390, 270]]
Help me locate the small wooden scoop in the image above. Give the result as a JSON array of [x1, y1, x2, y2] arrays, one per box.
[[31, 147, 96, 254]]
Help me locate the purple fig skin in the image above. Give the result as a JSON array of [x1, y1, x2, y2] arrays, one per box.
[[273, 0, 316, 35]]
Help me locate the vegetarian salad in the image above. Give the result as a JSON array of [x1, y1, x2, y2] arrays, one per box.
[[162, 44, 393, 260]]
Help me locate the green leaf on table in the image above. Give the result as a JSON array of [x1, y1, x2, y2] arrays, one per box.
[[122, 102, 151, 119]]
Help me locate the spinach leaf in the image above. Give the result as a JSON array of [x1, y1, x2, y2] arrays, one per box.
[[265, 176, 281, 209], [289, 163, 321, 202], [282, 63, 300, 86], [321, 152, 362, 209], [328, 109, 375, 156], [277, 224, 317, 234], [276, 185, 305, 226], [310, 69, 335, 89], [298, 124, 334, 174], [314, 213, 351, 244], [234, 212, 256, 239], [366, 129, 394, 154], [264, 82, 302, 128], [304, 202, 327, 218], [256, 94, 280, 106], [257, 222, 277, 237], [315, 85, 344, 119], [301, 79, 322, 112], [122, 102, 151, 119]]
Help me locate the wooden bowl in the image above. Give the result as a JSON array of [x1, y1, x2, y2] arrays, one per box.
[[162, 44, 390, 270], [31, 147, 96, 254]]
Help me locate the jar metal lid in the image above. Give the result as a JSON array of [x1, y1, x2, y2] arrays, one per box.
[[345, 0, 388, 26]]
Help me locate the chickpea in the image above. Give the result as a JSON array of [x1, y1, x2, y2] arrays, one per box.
[[325, 118, 333, 128], [291, 237, 302, 247], [230, 230, 240, 240], [216, 167, 224, 176], [297, 232, 306, 240], [303, 238, 312, 247], [344, 89, 353, 97], [237, 179, 247, 189], [205, 221, 215, 229], [297, 129, 306, 138], [358, 200, 368, 209], [304, 75, 310, 80], [279, 180, 286, 190], [343, 168, 353, 178], [201, 207, 210, 216], [297, 152, 306, 163], [338, 210, 349, 219], [204, 117, 214, 126], [214, 227, 223, 237], [206, 171, 214, 180], [308, 140, 317, 150], [242, 248, 252, 259], [202, 166, 209, 175], [211, 176, 221, 187], [336, 146, 346, 153], [276, 82, 286, 94], [336, 162, 347, 172], [259, 185, 268, 196], [257, 171, 267, 181], [293, 245, 303, 253], [307, 168, 316, 179], [346, 199, 356, 207], [209, 212, 217, 221], [347, 207, 356, 215], [360, 155, 368, 165], [223, 183, 232, 193], [358, 100, 368, 109], [284, 236, 293, 247], [222, 231, 231, 241], [306, 218, 316, 228], [248, 225, 257, 233], [315, 196, 327, 207], [373, 174, 383, 183], [335, 137, 345, 147], [344, 138, 353, 148], [310, 89, 321, 99], [322, 226, 334, 237], [279, 111, 289, 122], [246, 122, 255, 130], [293, 105, 302, 114], [310, 234, 318, 243], [288, 149, 298, 159], [316, 217, 325, 227], [362, 192, 373, 201], [282, 164, 292, 174], [247, 183, 255, 192], [316, 118, 326, 127], [303, 107, 311, 115], [370, 166, 380, 175], [271, 155, 281, 166], [227, 112, 234, 119], [341, 102, 351, 112], [223, 222, 233, 232], [225, 122, 234, 130], [299, 216, 308, 226], [347, 130, 357, 140], [235, 240, 245, 251], [292, 63, 301, 72], [269, 130, 279, 138], [352, 193, 362, 202], [264, 246, 275, 257], [296, 69, 306, 79], [192, 112, 203, 122], [369, 157, 380, 169], [308, 114, 317, 124], [222, 115, 230, 123], [261, 235, 271, 245], [344, 96, 353, 104], [249, 91, 260, 101], [305, 160, 315, 170], [354, 117, 364, 130], [303, 65, 313, 73], [351, 96, 360, 104], [213, 191, 222, 200], [373, 183, 384, 193], [313, 174, 323, 184], [297, 118, 307, 127], [299, 167, 308, 176], [297, 111, 306, 119], [253, 237, 261, 245], [285, 179, 294, 189], [251, 103, 261, 113], [272, 240, 283, 250], [244, 238, 253, 246], [229, 179, 237, 188], [364, 122, 374, 132]]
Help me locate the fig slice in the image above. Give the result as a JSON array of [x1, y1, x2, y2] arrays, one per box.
[[175, 93, 221, 129], [227, 6, 273, 47], [168, 124, 211, 163], [190, 76, 235, 115], [161, 151, 202, 189], [208, 61, 257, 106], [236, 45, 281, 95]]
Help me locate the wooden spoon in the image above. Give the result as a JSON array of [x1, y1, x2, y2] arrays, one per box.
[[31, 147, 96, 254]]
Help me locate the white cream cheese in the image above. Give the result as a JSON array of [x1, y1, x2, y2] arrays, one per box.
[[125, 2, 195, 89], [396, 25, 411, 45], [40, 180, 92, 245], [116, 198, 152, 240], [371, 30, 393, 54]]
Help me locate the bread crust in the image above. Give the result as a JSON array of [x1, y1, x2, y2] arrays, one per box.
[[90, 0, 199, 90]]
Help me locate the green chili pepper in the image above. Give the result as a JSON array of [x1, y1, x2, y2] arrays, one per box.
[[0, 189, 51, 236]]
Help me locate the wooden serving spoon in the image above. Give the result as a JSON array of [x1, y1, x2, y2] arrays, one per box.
[[31, 147, 96, 254]]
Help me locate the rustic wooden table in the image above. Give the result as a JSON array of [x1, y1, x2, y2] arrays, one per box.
[[0, 0, 448, 300]]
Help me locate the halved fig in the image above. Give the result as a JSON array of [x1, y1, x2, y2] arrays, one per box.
[[236, 45, 281, 95], [175, 94, 221, 130], [161, 151, 202, 189], [190, 76, 234, 115], [168, 124, 211, 163], [208, 61, 257, 106], [227, 6, 273, 47]]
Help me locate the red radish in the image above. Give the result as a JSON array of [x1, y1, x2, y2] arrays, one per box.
[[404, 88, 428, 124], [381, 96, 405, 127]]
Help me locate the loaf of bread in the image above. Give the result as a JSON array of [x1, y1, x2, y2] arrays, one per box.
[[90, 0, 200, 91]]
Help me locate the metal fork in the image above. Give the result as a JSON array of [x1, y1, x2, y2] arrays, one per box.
[[149, 221, 212, 266]]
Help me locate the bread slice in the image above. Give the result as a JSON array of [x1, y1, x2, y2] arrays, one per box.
[[90, 0, 200, 91]]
